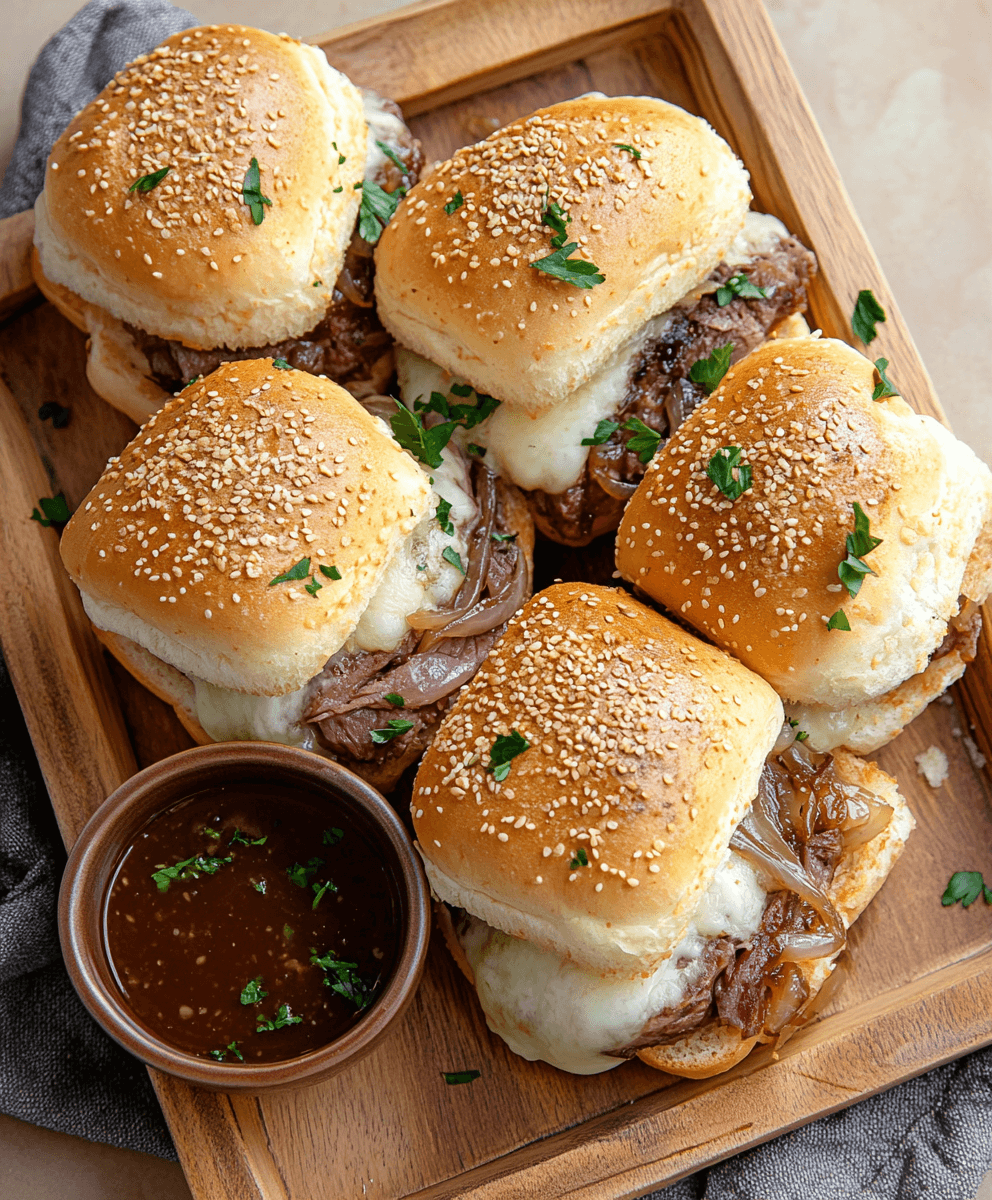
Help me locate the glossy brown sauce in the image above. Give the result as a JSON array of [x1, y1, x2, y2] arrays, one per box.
[[104, 785, 398, 1063]]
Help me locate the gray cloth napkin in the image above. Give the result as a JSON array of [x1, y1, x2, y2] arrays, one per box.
[[0, 0, 195, 218], [1, 2, 990, 1194]]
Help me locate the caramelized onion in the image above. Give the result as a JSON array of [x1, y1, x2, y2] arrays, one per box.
[[588, 448, 639, 500], [776, 931, 845, 962], [335, 265, 374, 308], [763, 962, 809, 1033], [426, 545, 528, 642]]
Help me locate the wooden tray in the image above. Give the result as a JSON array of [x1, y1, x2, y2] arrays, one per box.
[[1, 1, 991, 1197]]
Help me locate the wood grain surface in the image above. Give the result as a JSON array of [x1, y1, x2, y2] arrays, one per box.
[[0, 1, 990, 1197]]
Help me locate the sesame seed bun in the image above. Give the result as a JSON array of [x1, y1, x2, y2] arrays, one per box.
[[616, 336, 992, 727], [374, 96, 751, 418], [34, 25, 366, 353], [412, 583, 784, 974], [60, 359, 432, 696], [638, 750, 914, 1078]]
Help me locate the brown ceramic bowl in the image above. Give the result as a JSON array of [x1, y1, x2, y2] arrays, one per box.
[[58, 742, 430, 1092]]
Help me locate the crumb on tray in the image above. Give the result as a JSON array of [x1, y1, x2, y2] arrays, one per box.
[[915, 745, 949, 788]]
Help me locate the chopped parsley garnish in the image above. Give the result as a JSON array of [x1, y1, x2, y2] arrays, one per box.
[[851, 289, 886, 344], [541, 197, 572, 249], [304, 575, 322, 597], [390, 400, 456, 469], [283, 924, 294, 940], [530, 241, 605, 288], [838, 502, 882, 598], [435, 496, 454, 535], [286, 857, 324, 888], [333, 186, 343, 193], [444, 191, 464, 215], [622, 416, 662, 464], [358, 180, 402, 243], [384, 693, 405, 708], [442, 546, 466, 574], [491, 531, 517, 543], [872, 357, 899, 399], [415, 387, 500, 429], [272, 357, 292, 370], [581, 418, 619, 446], [310, 950, 377, 1010], [613, 143, 641, 159], [570, 847, 589, 869], [129, 166, 170, 193], [31, 493, 71, 528], [151, 854, 232, 893], [256, 1004, 302, 1032], [38, 401, 70, 428], [242, 157, 272, 225], [942, 871, 992, 908], [323, 827, 345, 845], [376, 139, 408, 176], [319, 564, 342, 581], [269, 557, 311, 586], [688, 343, 734, 394], [230, 829, 266, 847], [252, 879, 267, 894], [209, 1041, 244, 1062], [487, 730, 529, 782], [183, 376, 201, 389], [240, 976, 267, 1005], [795, 729, 810, 743], [826, 609, 851, 632], [311, 878, 338, 909], [715, 274, 768, 306], [370, 718, 415, 744], [202, 827, 221, 840], [706, 446, 752, 500], [442, 1070, 481, 1085], [467, 443, 486, 458]]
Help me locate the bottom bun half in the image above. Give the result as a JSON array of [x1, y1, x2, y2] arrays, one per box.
[[636, 750, 914, 1078]]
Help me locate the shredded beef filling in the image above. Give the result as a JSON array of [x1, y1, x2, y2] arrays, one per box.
[[130, 99, 423, 397], [611, 737, 892, 1057], [303, 462, 529, 776], [528, 235, 817, 545]]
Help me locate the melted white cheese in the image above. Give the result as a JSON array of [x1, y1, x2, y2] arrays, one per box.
[[458, 852, 766, 1075], [191, 441, 476, 736], [361, 89, 410, 182], [397, 315, 668, 496], [722, 210, 789, 268], [192, 677, 317, 749]]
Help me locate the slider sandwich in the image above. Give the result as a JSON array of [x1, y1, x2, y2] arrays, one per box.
[[413, 584, 912, 1077], [59, 359, 533, 791], [616, 336, 992, 754], [33, 24, 422, 425], [374, 95, 816, 546]]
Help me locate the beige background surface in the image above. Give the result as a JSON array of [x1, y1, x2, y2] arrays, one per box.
[[0, 1, 990, 1198]]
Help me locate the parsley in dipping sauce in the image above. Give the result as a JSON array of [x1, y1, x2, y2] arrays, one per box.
[[104, 785, 398, 1063]]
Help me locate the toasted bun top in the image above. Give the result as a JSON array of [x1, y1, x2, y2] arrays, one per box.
[[412, 584, 783, 972], [616, 336, 992, 707], [60, 359, 431, 695], [35, 26, 367, 350], [374, 96, 751, 416]]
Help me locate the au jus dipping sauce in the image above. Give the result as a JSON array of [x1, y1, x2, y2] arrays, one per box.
[[104, 784, 398, 1063]]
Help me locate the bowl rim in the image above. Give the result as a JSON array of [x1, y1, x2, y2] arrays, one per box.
[[58, 741, 430, 1092]]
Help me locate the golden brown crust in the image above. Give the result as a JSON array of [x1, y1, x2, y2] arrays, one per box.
[[36, 26, 366, 350], [375, 96, 750, 416], [413, 584, 784, 971], [60, 359, 432, 695], [616, 336, 992, 709]]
